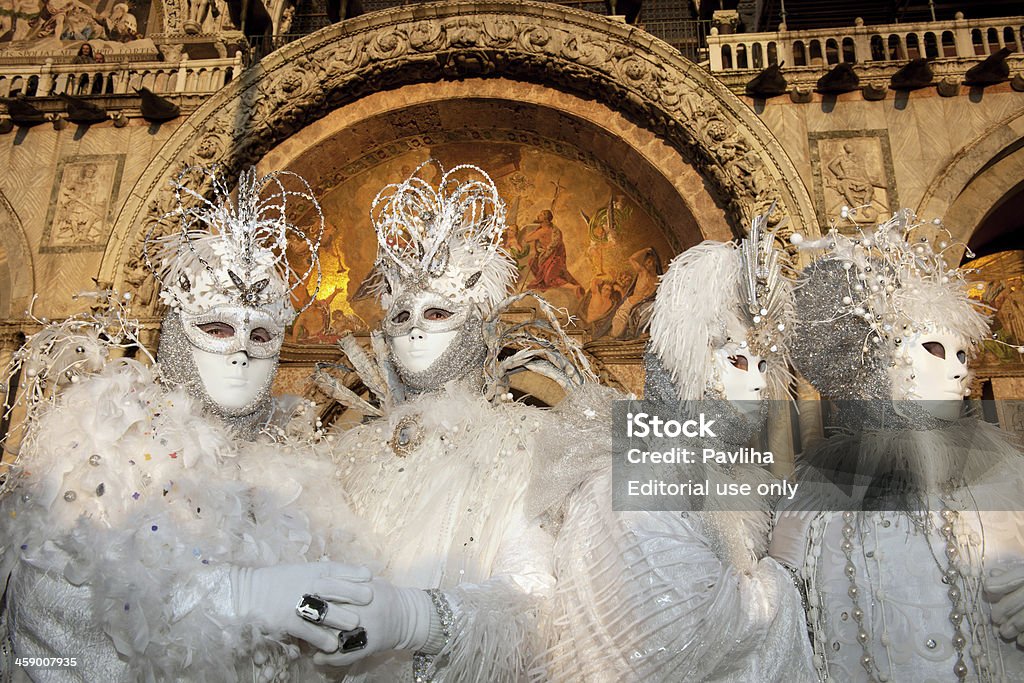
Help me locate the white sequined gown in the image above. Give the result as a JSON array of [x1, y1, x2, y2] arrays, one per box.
[[0, 360, 371, 682], [332, 382, 558, 682]]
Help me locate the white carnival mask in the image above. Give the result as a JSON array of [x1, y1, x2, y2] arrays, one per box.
[[383, 288, 477, 381], [184, 306, 281, 412], [192, 347, 277, 411], [148, 166, 323, 435], [891, 327, 969, 420], [713, 340, 767, 419]]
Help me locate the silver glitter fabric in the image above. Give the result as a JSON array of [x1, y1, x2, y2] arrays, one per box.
[[792, 259, 962, 433], [389, 316, 488, 394], [157, 309, 275, 438], [412, 589, 454, 683], [791, 211, 989, 406], [642, 348, 679, 404], [791, 258, 892, 401]]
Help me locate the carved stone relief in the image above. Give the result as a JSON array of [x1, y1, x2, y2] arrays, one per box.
[[42, 154, 124, 254], [122, 237, 158, 311], [809, 130, 899, 229]]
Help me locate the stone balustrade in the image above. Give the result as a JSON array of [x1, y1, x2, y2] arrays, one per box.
[[707, 14, 1024, 72], [0, 55, 242, 99]]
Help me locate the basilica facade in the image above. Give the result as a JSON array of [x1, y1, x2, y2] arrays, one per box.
[[0, 0, 1022, 458]]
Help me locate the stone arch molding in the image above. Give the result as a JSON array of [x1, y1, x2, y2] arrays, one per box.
[[0, 192, 35, 320], [918, 107, 1024, 251], [103, 0, 817, 283]]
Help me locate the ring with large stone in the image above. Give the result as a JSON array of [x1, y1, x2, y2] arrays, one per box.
[[296, 594, 329, 624], [338, 627, 368, 653]]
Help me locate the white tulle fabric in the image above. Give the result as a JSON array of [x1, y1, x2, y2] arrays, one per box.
[[538, 468, 816, 682], [330, 383, 556, 682], [0, 360, 373, 682]]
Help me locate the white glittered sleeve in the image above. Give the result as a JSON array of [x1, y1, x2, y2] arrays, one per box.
[[421, 504, 555, 683], [538, 468, 816, 683]]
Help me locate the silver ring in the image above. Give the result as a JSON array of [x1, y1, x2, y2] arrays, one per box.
[[338, 627, 368, 653], [296, 593, 328, 624]]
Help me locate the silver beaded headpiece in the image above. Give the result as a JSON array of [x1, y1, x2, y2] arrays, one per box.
[[789, 208, 990, 398], [649, 209, 796, 401], [143, 165, 324, 327], [363, 160, 516, 314]]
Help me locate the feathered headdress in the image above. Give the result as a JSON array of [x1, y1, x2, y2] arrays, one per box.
[[649, 208, 796, 401], [361, 160, 517, 314], [143, 165, 324, 327], [1, 290, 150, 499], [789, 208, 990, 398]]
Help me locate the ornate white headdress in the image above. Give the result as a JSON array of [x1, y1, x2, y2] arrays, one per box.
[[144, 165, 324, 326], [649, 209, 796, 401], [789, 208, 990, 398], [363, 160, 517, 314], [1, 290, 149, 498]]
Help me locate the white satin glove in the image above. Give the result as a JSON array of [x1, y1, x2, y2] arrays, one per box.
[[985, 562, 1024, 643], [312, 578, 444, 667], [231, 562, 372, 652], [768, 510, 820, 570]]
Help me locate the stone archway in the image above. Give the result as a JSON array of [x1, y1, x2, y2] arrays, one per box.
[[101, 0, 817, 284], [918, 107, 1024, 259], [257, 81, 731, 253], [0, 191, 35, 321]]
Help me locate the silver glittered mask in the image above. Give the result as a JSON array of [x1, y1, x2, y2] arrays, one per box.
[[386, 303, 487, 394], [158, 310, 278, 433], [384, 287, 482, 384], [179, 305, 285, 359], [382, 289, 469, 338]]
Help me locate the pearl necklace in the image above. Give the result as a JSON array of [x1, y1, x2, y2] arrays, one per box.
[[831, 501, 999, 683]]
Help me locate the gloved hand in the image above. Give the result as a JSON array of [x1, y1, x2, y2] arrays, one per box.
[[767, 510, 820, 570], [312, 578, 444, 667], [985, 562, 1024, 643], [232, 562, 373, 652]]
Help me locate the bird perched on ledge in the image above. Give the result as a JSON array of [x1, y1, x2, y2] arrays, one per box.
[[964, 47, 1013, 86], [59, 94, 109, 124], [137, 87, 180, 122]]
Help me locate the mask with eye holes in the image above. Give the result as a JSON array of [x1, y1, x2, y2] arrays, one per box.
[[712, 340, 768, 417], [889, 327, 970, 421], [383, 288, 488, 393], [157, 306, 282, 432], [697, 335, 771, 440]]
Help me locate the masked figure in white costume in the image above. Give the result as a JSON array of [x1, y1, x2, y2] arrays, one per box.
[[0, 167, 376, 681], [308, 162, 600, 682], [770, 209, 1024, 682], [537, 214, 817, 682]]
